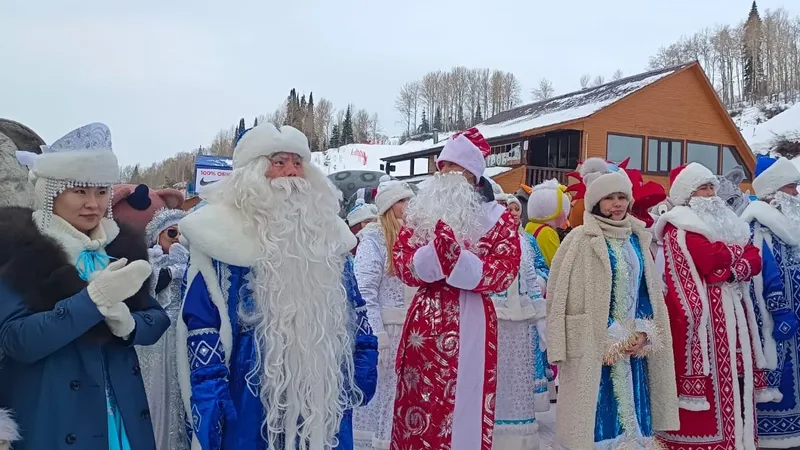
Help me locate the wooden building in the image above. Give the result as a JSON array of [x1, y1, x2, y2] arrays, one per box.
[[381, 62, 755, 195]]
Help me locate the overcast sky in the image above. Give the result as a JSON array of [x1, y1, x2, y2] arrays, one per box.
[[0, 0, 792, 167]]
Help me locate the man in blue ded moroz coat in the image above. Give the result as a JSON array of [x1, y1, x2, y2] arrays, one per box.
[[742, 153, 800, 449], [176, 123, 378, 450]]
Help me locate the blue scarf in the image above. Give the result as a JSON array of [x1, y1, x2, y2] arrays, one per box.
[[76, 250, 112, 281]]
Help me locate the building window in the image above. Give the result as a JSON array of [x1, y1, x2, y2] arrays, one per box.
[[646, 138, 683, 173], [607, 134, 643, 170], [686, 142, 720, 173], [721, 146, 740, 175], [487, 142, 522, 167]]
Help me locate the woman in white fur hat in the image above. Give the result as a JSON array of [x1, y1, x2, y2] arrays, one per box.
[[0, 123, 169, 450], [351, 175, 415, 450], [490, 189, 551, 450], [546, 157, 678, 449]]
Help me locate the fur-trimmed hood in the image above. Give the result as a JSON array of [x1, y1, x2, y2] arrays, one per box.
[[0, 207, 152, 333]]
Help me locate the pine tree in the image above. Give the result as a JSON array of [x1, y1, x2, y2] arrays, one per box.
[[330, 125, 341, 148], [307, 92, 317, 150], [233, 118, 246, 147], [743, 1, 764, 102], [474, 104, 483, 125], [419, 109, 430, 133], [456, 105, 466, 130], [433, 107, 443, 131], [284, 89, 296, 126], [341, 105, 354, 145], [253, 117, 258, 127], [130, 164, 141, 184]]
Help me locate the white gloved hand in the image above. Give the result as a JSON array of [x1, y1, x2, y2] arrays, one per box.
[[88, 258, 152, 314], [147, 245, 164, 259], [104, 302, 136, 339], [377, 332, 392, 369], [168, 243, 190, 264], [169, 263, 187, 282]]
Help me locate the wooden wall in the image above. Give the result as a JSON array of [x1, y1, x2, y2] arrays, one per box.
[[491, 166, 527, 194]]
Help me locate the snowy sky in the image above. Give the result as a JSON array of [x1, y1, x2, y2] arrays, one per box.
[[0, 0, 792, 167]]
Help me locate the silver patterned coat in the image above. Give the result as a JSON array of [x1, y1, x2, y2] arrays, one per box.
[[136, 242, 189, 450]]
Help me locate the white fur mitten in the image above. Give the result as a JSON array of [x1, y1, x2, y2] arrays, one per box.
[[0, 408, 19, 449], [377, 332, 392, 368], [87, 258, 152, 314], [104, 302, 136, 339]]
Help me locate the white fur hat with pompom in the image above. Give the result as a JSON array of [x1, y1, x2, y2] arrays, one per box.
[[374, 175, 414, 215], [581, 157, 633, 213]]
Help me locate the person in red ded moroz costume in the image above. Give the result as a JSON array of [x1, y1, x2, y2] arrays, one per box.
[[654, 162, 764, 450], [390, 127, 520, 450]]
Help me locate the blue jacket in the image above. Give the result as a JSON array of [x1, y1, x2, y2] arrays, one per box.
[[181, 255, 378, 450], [0, 207, 170, 450]]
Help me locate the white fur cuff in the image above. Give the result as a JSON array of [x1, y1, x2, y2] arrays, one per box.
[[446, 250, 482, 290], [412, 242, 445, 283], [678, 396, 710, 411], [376, 331, 390, 350]]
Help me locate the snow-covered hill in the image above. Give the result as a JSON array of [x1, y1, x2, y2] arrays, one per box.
[[733, 102, 799, 154]]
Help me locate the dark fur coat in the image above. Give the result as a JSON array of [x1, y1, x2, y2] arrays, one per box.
[[0, 206, 151, 338]]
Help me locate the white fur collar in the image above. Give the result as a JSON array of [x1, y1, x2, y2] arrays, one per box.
[[179, 202, 357, 268], [653, 205, 744, 245], [742, 200, 800, 247], [33, 210, 119, 264]]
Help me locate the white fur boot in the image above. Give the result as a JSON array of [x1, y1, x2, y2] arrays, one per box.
[[0, 408, 19, 449]]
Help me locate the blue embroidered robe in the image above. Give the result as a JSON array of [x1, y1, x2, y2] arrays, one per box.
[[594, 234, 654, 447], [180, 256, 378, 450], [747, 214, 800, 447]]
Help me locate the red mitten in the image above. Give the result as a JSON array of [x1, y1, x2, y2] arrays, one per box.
[[433, 220, 461, 277]]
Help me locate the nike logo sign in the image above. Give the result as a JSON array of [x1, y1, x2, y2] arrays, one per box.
[[198, 177, 218, 186]]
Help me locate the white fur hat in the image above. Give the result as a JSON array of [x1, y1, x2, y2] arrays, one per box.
[[506, 194, 521, 207], [232, 123, 311, 169], [752, 155, 800, 199], [16, 122, 118, 186], [436, 128, 490, 182], [527, 179, 571, 224], [346, 201, 378, 226], [581, 157, 633, 213], [374, 175, 414, 215], [669, 162, 719, 206]]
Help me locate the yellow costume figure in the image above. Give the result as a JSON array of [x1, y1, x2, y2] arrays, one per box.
[[524, 179, 571, 267]]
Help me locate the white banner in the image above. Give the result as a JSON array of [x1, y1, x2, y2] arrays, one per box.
[[195, 167, 232, 193]]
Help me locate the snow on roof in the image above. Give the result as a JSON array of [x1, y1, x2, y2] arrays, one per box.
[[744, 103, 800, 155], [310, 141, 432, 177], [484, 166, 513, 177], [396, 64, 691, 159]]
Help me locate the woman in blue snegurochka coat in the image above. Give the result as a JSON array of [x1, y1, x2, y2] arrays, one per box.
[[0, 123, 170, 450]]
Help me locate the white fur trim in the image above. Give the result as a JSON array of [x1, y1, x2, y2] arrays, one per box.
[[175, 249, 233, 450], [584, 171, 633, 212], [756, 387, 783, 404], [411, 241, 445, 283], [0, 409, 19, 443], [753, 157, 800, 199], [677, 396, 711, 411], [723, 283, 758, 450], [32, 149, 119, 185], [233, 123, 310, 168], [437, 134, 485, 180], [352, 430, 374, 440], [376, 331, 390, 350], [746, 225, 779, 370], [380, 307, 407, 325], [759, 434, 800, 449], [669, 162, 718, 206], [673, 228, 711, 375], [346, 203, 378, 227], [375, 180, 414, 216], [372, 436, 391, 449], [495, 304, 539, 322], [446, 249, 482, 290], [741, 200, 800, 247], [180, 203, 355, 267]]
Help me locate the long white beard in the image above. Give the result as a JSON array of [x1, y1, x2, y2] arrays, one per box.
[[770, 191, 800, 229], [236, 175, 357, 450], [689, 196, 751, 245], [404, 172, 484, 247]]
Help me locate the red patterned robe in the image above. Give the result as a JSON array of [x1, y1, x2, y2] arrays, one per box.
[[390, 203, 520, 450], [654, 205, 763, 450]]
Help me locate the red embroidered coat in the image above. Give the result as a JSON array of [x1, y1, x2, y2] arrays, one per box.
[[654, 206, 763, 450], [390, 206, 520, 450]]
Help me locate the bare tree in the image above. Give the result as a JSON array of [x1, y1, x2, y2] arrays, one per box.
[[314, 98, 334, 149], [531, 78, 555, 101], [612, 69, 624, 80], [579, 74, 591, 89], [592, 75, 606, 87], [395, 82, 417, 133], [263, 104, 287, 127]]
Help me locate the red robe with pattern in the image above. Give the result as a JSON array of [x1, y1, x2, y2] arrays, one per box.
[[390, 204, 520, 450], [653, 205, 763, 450]]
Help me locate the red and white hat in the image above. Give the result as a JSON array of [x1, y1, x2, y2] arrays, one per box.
[[669, 163, 718, 206], [436, 127, 490, 182]]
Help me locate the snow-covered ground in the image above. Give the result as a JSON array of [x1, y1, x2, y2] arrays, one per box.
[[734, 102, 800, 155]]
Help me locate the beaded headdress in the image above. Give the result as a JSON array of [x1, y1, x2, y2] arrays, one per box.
[[16, 123, 119, 230], [145, 208, 186, 247]]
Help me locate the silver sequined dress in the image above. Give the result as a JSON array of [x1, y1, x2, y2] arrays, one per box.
[[136, 247, 188, 450]]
